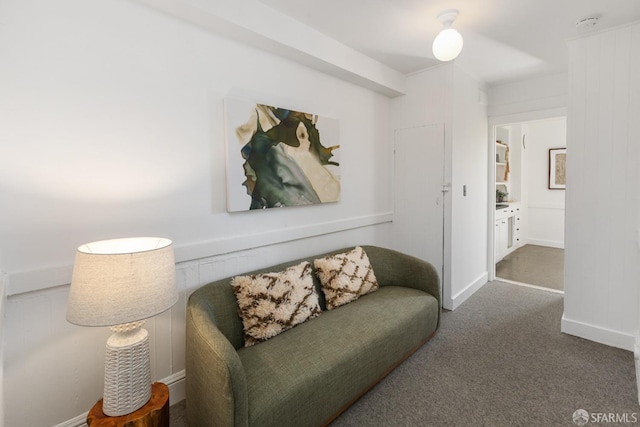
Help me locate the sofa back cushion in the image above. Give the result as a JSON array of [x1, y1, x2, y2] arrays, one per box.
[[188, 246, 393, 349]]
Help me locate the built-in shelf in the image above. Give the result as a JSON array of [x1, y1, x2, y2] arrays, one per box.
[[495, 127, 510, 207], [494, 125, 525, 264]]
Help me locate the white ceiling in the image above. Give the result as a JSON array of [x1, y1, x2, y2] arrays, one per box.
[[257, 0, 640, 86]]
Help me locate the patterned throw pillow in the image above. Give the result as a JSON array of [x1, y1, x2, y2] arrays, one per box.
[[231, 261, 321, 347], [314, 246, 379, 310]]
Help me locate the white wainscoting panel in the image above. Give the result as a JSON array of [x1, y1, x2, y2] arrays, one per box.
[[526, 203, 565, 249], [0, 271, 6, 427], [563, 21, 640, 351], [5, 223, 391, 427]]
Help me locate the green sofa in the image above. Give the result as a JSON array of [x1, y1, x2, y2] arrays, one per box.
[[186, 245, 441, 427]]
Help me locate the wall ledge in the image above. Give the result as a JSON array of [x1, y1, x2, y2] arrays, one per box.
[[6, 213, 393, 297]]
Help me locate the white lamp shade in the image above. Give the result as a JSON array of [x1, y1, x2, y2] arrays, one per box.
[[67, 237, 177, 327], [432, 28, 464, 61]]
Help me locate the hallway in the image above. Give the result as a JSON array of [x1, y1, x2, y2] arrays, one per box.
[[496, 244, 564, 292]]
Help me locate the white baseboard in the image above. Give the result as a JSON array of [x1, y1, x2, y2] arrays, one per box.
[[54, 413, 88, 427], [561, 314, 635, 351], [446, 272, 488, 311], [526, 238, 564, 249], [165, 370, 186, 405], [53, 371, 186, 427]]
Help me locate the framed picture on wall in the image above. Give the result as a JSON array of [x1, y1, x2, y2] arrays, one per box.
[[224, 98, 341, 212], [549, 148, 566, 190]]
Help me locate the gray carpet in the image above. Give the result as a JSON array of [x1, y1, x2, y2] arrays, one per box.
[[496, 244, 565, 291], [170, 281, 637, 426]]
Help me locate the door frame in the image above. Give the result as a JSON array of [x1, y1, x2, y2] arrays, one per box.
[[487, 107, 567, 281]]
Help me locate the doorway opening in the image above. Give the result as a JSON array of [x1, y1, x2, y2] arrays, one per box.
[[489, 114, 566, 294]]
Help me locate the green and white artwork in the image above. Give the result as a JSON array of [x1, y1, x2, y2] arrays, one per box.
[[224, 98, 340, 212]]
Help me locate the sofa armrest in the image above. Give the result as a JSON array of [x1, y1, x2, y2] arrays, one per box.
[[186, 301, 249, 427], [362, 246, 441, 323]]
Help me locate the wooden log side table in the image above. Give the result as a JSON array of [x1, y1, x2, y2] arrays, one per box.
[[87, 382, 169, 427]]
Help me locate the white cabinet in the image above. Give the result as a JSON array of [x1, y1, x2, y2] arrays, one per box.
[[495, 218, 509, 260], [512, 208, 523, 248], [495, 203, 524, 261]]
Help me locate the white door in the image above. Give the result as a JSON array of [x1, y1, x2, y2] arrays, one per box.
[[393, 124, 445, 282]]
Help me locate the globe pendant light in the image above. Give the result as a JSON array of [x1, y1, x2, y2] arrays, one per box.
[[432, 9, 463, 62]]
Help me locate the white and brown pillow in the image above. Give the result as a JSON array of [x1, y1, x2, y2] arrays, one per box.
[[314, 246, 379, 310], [231, 261, 321, 347]]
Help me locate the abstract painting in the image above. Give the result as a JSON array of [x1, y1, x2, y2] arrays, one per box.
[[549, 148, 566, 190], [224, 98, 340, 212]]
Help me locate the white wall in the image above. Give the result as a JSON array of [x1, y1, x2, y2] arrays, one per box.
[[391, 64, 489, 310], [506, 124, 524, 203], [138, 0, 406, 97], [0, 0, 394, 283], [523, 118, 566, 248], [0, 0, 396, 425], [0, 272, 5, 427], [391, 64, 453, 303], [562, 21, 640, 351], [391, 65, 453, 131], [449, 67, 489, 309], [487, 72, 567, 117]]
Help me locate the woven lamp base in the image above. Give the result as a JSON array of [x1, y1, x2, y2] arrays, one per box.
[[103, 321, 152, 417]]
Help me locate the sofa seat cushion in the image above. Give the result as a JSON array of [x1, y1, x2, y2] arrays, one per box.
[[237, 285, 439, 427]]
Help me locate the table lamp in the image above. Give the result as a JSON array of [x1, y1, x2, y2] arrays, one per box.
[[66, 237, 178, 417]]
